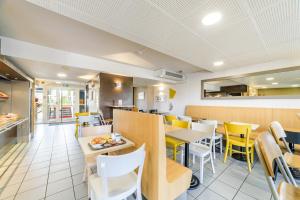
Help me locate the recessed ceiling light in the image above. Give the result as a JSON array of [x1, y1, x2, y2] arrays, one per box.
[[14, 77, 18, 80], [266, 77, 274, 81], [213, 61, 224, 66], [292, 84, 299, 87], [78, 75, 95, 80], [202, 12, 222, 26], [57, 73, 67, 78], [5, 73, 10, 76], [56, 81, 62, 84], [272, 82, 278, 85]]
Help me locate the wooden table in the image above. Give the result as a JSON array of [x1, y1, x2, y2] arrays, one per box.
[[78, 136, 135, 160], [165, 126, 212, 190], [284, 128, 300, 152]]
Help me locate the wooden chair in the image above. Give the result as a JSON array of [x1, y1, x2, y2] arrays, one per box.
[[270, 121, 300, 169], [89, 144, 145, 200], [255, 132, 299, 200], [200, 120, 223, 159], [190, 122, 215, 184], [75, 112, 90, 138], [81, 125, 112, 182], [224, 122, 254, 172], [113, 110, 192, 200]]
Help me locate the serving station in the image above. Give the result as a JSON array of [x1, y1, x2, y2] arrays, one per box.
[[0, 57, 33, 156]]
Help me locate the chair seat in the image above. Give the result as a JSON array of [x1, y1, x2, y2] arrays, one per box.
[[166, 136, 185, 147], [284, 152, 300, 169], [190, 143, 210, 157], [229, 137, 254, 147], [278, 181, 300, 200], [89, 172, 137, 200]]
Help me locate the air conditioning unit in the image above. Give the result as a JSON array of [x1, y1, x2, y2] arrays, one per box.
[[155, 69, 186, 81]]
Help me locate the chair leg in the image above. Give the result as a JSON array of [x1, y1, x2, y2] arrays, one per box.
[[246, 149, 252, 172], [173, 145, 177, 161], [136, 187, 142, 200], [251, 147, 254, 164], [213, 139, 216, 159], [210, 153, 215, 174], [229, 144, 233, 157], [224, 142, 229, 163], [82, 165, 87, 182], [181, 149, 184, 165], [199, 156, 204, 184], [192, 154, 195, 165], [220, 138, 223, 154]]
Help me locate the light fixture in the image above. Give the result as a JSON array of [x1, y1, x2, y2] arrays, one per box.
[[14, 77, 18, 80], [202, 12, 222, 26], [272, 82, 278, 85], [56, 81, 62, 84], [78, 75, 95, 80], [5, 73, 10, 76], [266, 77, 274, 81], [213, 61, 224, 67], [57, 73, 67, 78], [292, 84, 299, 87], [114, 81, 122, 89], [159, 86, 165, 91]]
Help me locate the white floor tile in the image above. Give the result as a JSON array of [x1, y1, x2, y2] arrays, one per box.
[[240, 182, 271, 200], [46, 177, 73, 196], [74, 183, 88, 200], [19, 175, 48, 193], [233, 191, 256, 200], [15, 185, 46, 200], [46, 188, 75, 200], [196, 189, 226, 200], [48, 168, 71, 183], [208, 180, 238, 200]]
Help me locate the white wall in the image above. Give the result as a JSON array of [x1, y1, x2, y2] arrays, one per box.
[[171, 65, 300, 116]]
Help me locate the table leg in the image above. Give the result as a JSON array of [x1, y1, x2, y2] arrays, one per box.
[[185, 143, 200, 190]]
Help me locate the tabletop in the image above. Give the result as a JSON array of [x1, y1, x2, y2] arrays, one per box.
[[78, 136, 135, 158], [165, 127, 212, 143]]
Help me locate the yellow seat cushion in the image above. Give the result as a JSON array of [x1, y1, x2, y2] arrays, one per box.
[[229, 136, 254, 147], [166, 136, 185, 147]]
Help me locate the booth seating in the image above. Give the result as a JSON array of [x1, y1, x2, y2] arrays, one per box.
[[113, 110, 192, 200]]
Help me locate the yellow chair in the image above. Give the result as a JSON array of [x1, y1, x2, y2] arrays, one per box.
[[164, 115, 177, 123], [223, 122, 254, 172], [75, 112, 90, 138], [166, 120, 190, 161]]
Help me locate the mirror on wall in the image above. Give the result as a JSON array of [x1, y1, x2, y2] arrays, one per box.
[[202, 66, 300, 99]]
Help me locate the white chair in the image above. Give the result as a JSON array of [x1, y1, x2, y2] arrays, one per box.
[[81, 125, 112, 182], [270, 121, 292, 153], [78, 115, 95, 137], [178, 115, 192, 123], [89, 144, 145, 200], [190, 123, 215, 184], [201, 120, 223, 159]]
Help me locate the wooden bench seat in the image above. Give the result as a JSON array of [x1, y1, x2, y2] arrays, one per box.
[[166, 158, 192, 200]]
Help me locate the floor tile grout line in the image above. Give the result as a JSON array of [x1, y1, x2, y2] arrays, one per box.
[[44, 125, 56, 199], [63, 125, 77, 200]]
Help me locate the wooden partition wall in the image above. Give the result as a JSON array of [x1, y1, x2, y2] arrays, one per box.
[[185, 105, 300, 131], [113, 109, 167, 200]]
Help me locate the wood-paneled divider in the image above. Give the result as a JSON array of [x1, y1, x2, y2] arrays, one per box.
[[185, 105, 300, 131], [113, 110, 191, 200]]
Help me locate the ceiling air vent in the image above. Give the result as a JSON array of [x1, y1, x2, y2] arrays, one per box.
[[155, 69, 186, 81]]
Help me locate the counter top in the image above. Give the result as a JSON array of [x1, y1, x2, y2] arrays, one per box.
[[0, 116, 28, 134]]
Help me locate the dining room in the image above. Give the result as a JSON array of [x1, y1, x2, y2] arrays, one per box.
[[1, 0, 300, 200]]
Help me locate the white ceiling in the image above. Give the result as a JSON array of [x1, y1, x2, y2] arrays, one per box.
[[24, 0, 300, 72], [0, 0, 202, 74], [8, 57, 99, 83]]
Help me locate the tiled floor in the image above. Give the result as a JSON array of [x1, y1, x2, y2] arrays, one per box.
[[0, 124, 297, 200]]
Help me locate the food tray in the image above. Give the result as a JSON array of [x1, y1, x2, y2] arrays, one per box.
[[88, 139, 126, 150]]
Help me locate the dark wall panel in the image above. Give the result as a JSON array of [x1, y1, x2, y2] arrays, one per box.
[[99, 73, 133, 119]]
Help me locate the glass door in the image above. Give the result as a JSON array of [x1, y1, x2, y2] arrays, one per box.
[[46, 88, 77, 123]]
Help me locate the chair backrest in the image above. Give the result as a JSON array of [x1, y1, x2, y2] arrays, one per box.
[[224, 122, 251, 146], [172, 120, 190, 129], [78, 115, 94, 124], [165, 115, 177, 123], [200, 120, 218, 129], [178, 115, 192, 123], [81, 125, 112, 137], [192, 122, 215, 149], [270, 121, 287, 141], [97, 144, 146, 196], [269, 121, 291, 153]]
